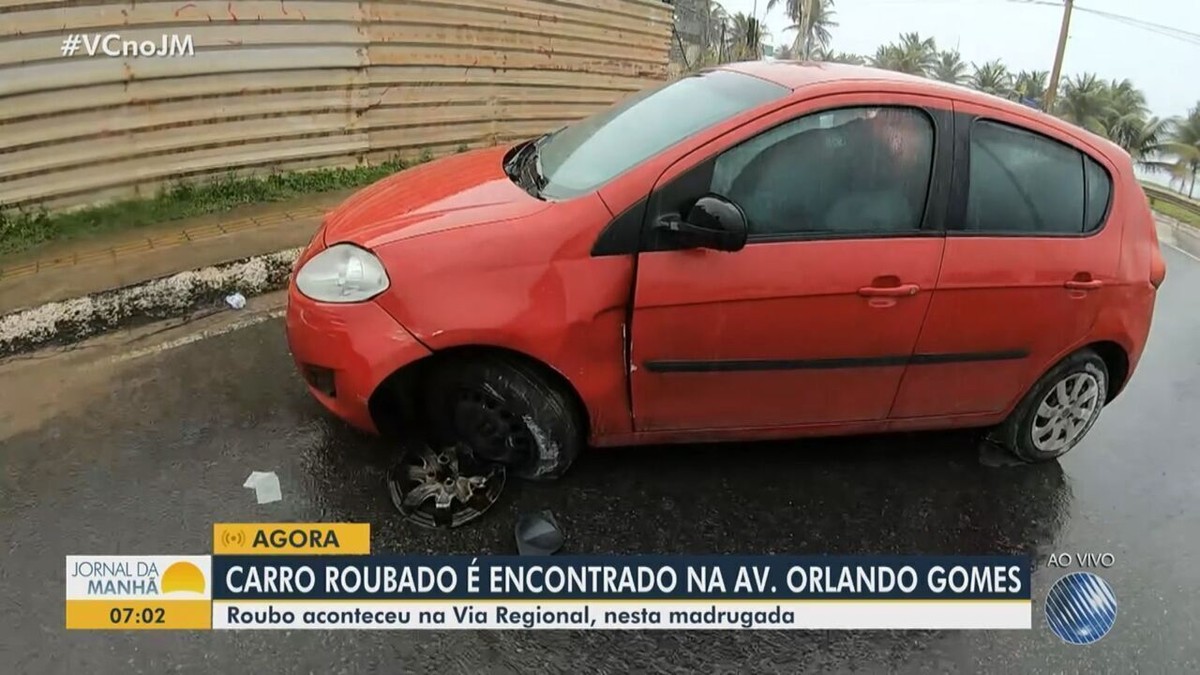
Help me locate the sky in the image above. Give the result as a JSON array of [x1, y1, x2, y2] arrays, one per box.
[[717, 0, 1199, 119]]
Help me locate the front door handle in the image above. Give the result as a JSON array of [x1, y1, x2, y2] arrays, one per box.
[[1064, 279, 1104, 290], [858, 283, 920, 297]]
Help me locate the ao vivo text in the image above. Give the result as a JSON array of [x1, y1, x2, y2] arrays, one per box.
[[1047, 553, 1116, 568]]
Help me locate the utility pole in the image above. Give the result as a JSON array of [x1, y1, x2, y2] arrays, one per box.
[[1043, 0, 1074, 112]]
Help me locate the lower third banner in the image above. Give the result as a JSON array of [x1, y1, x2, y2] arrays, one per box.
[[209, 555, 1033, 630]]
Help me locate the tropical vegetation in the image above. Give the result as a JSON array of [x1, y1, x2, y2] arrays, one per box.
[[766, 0, 838, 60], [684, 1, 1198, 197]]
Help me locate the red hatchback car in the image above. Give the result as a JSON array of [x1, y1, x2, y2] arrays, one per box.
[[286, 62, 1166, 480]]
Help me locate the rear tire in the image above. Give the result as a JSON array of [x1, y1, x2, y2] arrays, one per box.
[[423, 354, 584, 481], [993, 349, 1108, 463]]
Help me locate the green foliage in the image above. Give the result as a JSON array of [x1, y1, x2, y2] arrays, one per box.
[[1147, 195, 1200, 228], [819, 50, 865, 66], [970, 59, 1013, 97], [855, 27, 1190, 190], [1012, 70, 1049, 104], [0, 206, 54, 255], [869, 32, 937, 76], [1155, 104, 1200, 198], [771, 0, 838, 59], [692, 3, 1194, 197], [0, 156, 418, 256], [724, 12, 769, 61], [932, 50, 968, 85]]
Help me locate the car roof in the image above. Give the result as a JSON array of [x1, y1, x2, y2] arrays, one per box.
[[716, 61, 1128, 161]]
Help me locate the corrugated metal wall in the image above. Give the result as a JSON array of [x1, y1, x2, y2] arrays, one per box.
[[0, 0, 672, 210]]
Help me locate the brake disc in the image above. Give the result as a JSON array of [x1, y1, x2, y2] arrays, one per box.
[[387, 442, 505, 529]]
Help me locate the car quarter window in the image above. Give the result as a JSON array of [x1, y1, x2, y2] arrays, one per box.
[[964, 119, 1106, 235], [709, 106, 936, 239], [1083, 155, 1114, 232]]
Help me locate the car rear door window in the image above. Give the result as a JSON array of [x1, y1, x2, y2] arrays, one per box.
[[965, 120, 1090, 234], [710, 106, 936, 239]]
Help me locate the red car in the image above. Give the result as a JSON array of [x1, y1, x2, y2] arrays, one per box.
[[286, 62, 1166, 481]]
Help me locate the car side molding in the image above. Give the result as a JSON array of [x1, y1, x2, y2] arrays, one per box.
[[643, 350, 1030, 373]]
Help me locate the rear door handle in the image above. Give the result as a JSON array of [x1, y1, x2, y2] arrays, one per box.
[[1064, 279, 1104, 290], [858, 283, 920, 297]]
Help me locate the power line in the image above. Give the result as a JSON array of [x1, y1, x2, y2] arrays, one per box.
[[856, 0, 1200, 45], [1073, 6, 1200, 45]]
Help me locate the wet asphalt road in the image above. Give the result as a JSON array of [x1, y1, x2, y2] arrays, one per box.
[[1, 247, 1198, 673]]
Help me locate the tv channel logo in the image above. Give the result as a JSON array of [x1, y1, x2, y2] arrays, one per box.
[[1045, 572, 1117, 645]]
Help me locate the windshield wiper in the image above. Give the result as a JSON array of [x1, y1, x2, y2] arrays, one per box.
[[506, 128, 562, 198], [525, 146, 548, 194], [515, 136, 548, 197], [504, 141, 535, 182]]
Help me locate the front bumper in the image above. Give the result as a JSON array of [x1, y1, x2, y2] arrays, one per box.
[[285, 282, 432, 434]]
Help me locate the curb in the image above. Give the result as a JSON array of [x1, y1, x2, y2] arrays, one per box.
[[0, 248, 301, 358], [0, 204, 328, 281]]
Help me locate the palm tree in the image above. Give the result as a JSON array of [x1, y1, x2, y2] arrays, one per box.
[[821, 50, 866, 66], [899, 32, 938, 75], [970, 60, 1013, 98], [870, 44, 904, 72], [1156, 105, 1200, 197], [931, 50, 968, 85], [1119, 116, 1171, 168], [1055, 73, 1111, 135], [725, 12, 768, 61], [767, 0, 838, 60], [1101, 79, 1153, 154], [870, 32, 937, 76], [1012, 70, 1049, 106]]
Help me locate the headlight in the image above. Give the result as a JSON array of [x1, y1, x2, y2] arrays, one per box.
[[295, 243, 390, 303]]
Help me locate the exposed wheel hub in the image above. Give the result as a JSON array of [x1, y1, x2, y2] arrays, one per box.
[[451, 387, 535, 465], [387, 443, 505, 529]]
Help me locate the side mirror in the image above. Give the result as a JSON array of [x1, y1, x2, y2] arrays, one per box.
[[654, 194, 748, 252]]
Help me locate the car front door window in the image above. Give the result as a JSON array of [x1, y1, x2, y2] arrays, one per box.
[[710, 106, 936, 239]]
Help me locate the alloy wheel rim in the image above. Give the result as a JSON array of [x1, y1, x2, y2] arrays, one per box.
[[1031, 372, 1102, 453]]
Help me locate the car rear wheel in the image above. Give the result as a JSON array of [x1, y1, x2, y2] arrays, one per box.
[[993, 349, 1109, 463], [423, 354, 584, 481]]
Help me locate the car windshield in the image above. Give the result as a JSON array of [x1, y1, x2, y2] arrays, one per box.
[[531, 70, 788, 200]]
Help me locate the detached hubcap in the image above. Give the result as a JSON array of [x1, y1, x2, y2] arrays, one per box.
[[387, 444, 505, 529], [1031, 372, 1102, 453]]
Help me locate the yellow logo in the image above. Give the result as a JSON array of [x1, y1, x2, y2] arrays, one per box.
[[161, 561, 206, 595]]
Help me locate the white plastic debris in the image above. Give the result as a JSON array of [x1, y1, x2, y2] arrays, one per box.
[[225, 292, 247, 310], [243, 471, 282, 504]]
